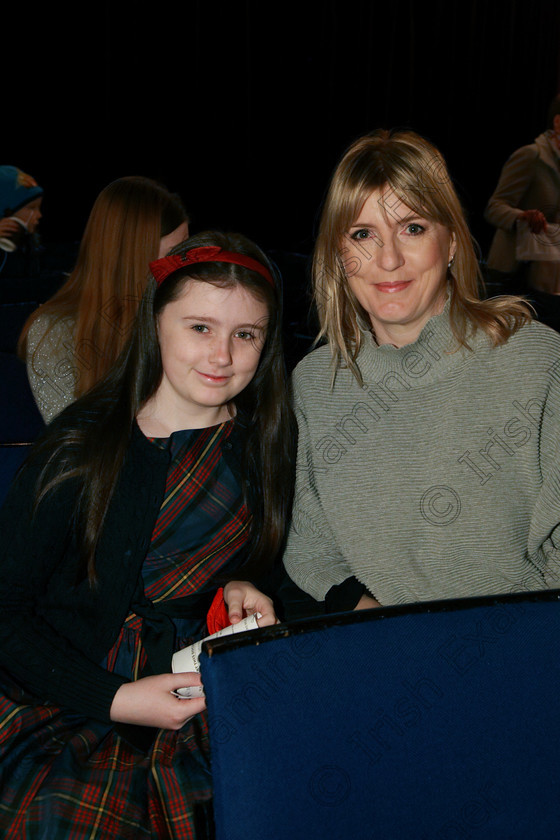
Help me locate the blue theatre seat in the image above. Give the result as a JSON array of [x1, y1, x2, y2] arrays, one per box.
[[0, 352, 45, 443], [200, 589, 560, 840], [0, 300, 41, 354], [0, 442, 33, 506]]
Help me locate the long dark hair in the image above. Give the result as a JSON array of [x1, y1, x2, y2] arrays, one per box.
[[30, 231, 295, 584]]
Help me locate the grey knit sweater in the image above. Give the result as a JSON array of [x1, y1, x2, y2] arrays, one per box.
[[283, 308, 560, 606]]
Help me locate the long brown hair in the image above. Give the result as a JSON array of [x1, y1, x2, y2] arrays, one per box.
[[31, 231, 295, 584], [18, 175, 188, 396], [314, 129, 532, 384]]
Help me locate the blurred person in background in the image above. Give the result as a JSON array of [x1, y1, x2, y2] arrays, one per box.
[[18, 175, 189, 422]]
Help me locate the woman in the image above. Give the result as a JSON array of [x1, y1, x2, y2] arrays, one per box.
[[283, 128, 560, 613], [484, 93, 560, 296], [18, 175, 189, 422], [0, 231, 295, 838]]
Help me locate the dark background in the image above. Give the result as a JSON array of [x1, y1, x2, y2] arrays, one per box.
[[5, 0, 560, 261]]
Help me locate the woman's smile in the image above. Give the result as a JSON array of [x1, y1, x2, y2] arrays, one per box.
[[374, 279, 413, 293]]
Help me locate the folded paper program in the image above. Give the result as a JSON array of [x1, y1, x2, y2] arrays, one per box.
[[516, 220, 560, 262], [171, 613, 262, 698]]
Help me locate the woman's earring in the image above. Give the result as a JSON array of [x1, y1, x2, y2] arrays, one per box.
[[448, 256, 455, 269]]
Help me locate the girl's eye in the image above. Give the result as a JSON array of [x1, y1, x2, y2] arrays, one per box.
[[405, 223, 425, 236], [191, 324, 209, 333], [350, 228, 371, 241], [236, 331, 255, 341]]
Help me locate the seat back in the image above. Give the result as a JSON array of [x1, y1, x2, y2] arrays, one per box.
[[200, 590, 560, 840], [0, 442, 33, 506], [0, 300, 41, 353], [0, 352, 45, 442]]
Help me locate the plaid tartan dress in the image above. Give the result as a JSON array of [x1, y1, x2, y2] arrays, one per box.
[[0, 421, 250, 839]]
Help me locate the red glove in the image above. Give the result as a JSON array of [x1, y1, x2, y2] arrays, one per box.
[[206, 587, 232, 635]]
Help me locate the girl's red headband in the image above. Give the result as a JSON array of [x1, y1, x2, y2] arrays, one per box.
[[149, 246, 274, 288]]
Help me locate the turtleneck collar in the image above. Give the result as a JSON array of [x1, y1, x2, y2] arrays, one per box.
[[353, 299, 485, 388]]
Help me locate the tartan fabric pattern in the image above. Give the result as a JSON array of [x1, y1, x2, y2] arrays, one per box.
[[146, 422, 251, 602], [0, 421, 249, 838], [0, 682, 211, 838]]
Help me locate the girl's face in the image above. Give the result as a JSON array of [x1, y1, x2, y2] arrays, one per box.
[[154, 279, 269, 428]]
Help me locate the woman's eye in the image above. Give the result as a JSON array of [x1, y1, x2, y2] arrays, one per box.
[[405, 223, 425, 235], [236, 331, 255, 341], [350, 228, 370, 241], [191, 324, 208, 333]]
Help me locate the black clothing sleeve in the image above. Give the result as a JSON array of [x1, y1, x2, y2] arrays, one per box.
[[325, 576, 367, 613]]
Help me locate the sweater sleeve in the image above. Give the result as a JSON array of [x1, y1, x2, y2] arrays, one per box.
[[282, 386, 361, 602], [0, 454, 128, 722], [25, 314, 78, 423], [525, 365, 560, 591], [484, 145, 539, 232]]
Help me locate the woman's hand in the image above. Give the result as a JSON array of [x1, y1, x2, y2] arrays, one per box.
[[354, 594, 381, 610], [109, 672, 206, 730], [520, 209, 548, 234], [223, 580, 277, 627]]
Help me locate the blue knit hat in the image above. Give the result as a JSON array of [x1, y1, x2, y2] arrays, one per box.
[[0, 166, 43, 217]]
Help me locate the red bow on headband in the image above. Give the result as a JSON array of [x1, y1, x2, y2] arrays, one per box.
[[149, 246, 274, 287]]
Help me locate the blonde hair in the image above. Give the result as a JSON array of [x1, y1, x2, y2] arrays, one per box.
[[19, 176, 187, 396], [313, 129, 532, 384]]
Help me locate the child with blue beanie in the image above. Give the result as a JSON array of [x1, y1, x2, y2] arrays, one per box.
[[0, 165, 43, 277]]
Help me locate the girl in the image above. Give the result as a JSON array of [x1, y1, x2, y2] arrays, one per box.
[[18, 175, 189, 422], [0, 231, 295, 838]]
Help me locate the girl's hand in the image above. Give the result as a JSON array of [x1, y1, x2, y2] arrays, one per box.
[[0, 218, 21, 237], [109, 672, 206, 730], [223, 580, 277, 627]]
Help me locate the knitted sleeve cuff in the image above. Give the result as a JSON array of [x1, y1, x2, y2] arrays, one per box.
[[325, 577, 367, 613]]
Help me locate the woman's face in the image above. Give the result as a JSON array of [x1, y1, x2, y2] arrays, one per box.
[[154, 279, 269, 428], [341, 188, 456, 347], [158, 221, 189, 258]]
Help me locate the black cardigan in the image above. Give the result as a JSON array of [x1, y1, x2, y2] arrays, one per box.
[[0, 424, 171, 722]]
